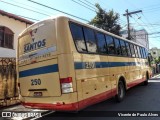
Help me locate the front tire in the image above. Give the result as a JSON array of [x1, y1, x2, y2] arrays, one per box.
[[115, 81, 125, 102], [143, 73, 149, 86]]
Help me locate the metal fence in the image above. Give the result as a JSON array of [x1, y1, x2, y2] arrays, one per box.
[[0, 58, 19, 107]]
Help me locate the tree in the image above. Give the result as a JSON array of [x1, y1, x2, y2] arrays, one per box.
[[89, 3, 121, 36], [154, 57, 160, 64]]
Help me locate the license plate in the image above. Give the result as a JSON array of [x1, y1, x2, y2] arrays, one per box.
[[34, 92, 42, 97]]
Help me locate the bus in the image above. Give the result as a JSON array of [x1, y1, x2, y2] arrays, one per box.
[[17, 15, 152, 111]]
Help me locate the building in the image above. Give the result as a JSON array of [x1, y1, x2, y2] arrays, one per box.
[[150, 47, 160, 74], [121, 27, 149, 49], [0, 10, 33, 57], [0, 10, 33, 106]]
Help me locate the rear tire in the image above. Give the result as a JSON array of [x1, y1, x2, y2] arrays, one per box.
[[115, 81, 125, 102]]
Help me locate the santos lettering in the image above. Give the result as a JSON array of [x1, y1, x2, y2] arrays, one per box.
[[24, 39, 46, 53]]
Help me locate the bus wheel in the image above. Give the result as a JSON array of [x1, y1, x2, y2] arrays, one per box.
[[115, 80, 125, 102], [144, 73, 149, 86]]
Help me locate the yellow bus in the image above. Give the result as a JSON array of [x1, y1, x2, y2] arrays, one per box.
[[17, 16, 152, 111]]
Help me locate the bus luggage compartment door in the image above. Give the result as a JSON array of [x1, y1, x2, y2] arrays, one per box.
[[19, 58, 61, 97]]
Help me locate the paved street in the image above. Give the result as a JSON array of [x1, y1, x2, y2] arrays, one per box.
[[38, 75, 160, 120]]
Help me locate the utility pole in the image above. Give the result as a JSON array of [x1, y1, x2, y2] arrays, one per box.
[[123, 9, 142, 40]]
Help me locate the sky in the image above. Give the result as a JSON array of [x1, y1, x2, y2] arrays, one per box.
[[0, 0, 160, 49]]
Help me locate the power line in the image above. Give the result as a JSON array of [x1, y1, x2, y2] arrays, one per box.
[[130, 23, 160, 26], [141, 13, 160, 37], [149, 35, 160, 38], [11, 0, 55, 15], [0, 0, 50, 16], [27, 0, 90, 22], [78, 0, 97, 10], [71, 0, 95, 12], [83, 0, 95, 7], [17, 15, 39, 21]]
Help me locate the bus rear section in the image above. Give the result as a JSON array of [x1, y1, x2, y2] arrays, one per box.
[[18, 17, 78, 111]]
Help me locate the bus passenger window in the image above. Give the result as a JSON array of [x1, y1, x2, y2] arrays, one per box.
[[69, 23, 87, 52], [140, 47, 144, 58], [134, 45, 139, 58], [114, 38, 122, 55], [83, 27, 98, 53], [120, 40, 127, 56], [125, 42, 132, 57], [105, 35, 115, 55], [144, 48, 148, 59], [137, 46, 141, 58], [96, 32, 107, 54], [130, 44, 136, 57], [143, 48, 146, 58]]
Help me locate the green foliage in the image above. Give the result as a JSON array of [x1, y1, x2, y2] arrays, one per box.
[[89, 3, 121, 35], [154, 57, 160, 64]]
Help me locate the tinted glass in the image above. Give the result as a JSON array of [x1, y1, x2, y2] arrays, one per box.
[[83, 27, 98, 53], [106, 35, 115, 54], [137, 46, 141, 58], [70, 23, 87, 52], [125, 42, 131, 57], [142, 48, 146, 58], [134, 45, 138, 57], [140, 47, 144, 58], [114, 38, 122, 55], [145, 48, 148, 58], [96, 32, 107, 53], [120, 40, 127, 56], [130, 44, 136, 57]]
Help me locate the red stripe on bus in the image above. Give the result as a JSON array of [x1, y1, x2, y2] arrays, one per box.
[[22, 88, 116, 111], [22, 78, 145, 111], [127, 78, 145, 88]]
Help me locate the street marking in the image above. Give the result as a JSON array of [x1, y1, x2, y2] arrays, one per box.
[[149, 80, 160, 82], [30, 111, 54, 120]]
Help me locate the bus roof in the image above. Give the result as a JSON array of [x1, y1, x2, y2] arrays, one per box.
[[19, 15, 146, 48]]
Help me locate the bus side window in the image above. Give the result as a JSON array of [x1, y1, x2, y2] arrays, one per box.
[[137, 46, 141, 58], [143, 48, 146, 58], [69, 23, 87, 52], [125, 42, 132, 57], [140, 47, 144, 58], [130, 44, 135, 57], [96, 32, 107, 54], [145, 48, 148, 59], [114, 38, 122, 56], [105, 35, 115, 55], [83, 27, 98, 53], [134, 45, 138, 58], [120, 40, 127, 56]]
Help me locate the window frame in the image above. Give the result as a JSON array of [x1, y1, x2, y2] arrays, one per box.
[[96, 31, 108, 54], [69, 21, 148, 59], [0, 26, 14, 49], [105, 35, 115, 55], [83, 26, 98, 53], [119, 39, 128, 56], [125, 42, 132, 57], [114, 37, 122, 56]]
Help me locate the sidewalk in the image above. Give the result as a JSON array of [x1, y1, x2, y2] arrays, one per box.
[[152, 73, 160, 78]]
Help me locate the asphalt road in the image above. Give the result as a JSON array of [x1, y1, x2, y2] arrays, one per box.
[[38, 75, 160, 120]]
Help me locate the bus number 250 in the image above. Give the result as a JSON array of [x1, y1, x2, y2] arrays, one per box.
[[31, 79, 41, 86]]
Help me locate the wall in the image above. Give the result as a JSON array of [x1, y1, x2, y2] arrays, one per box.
[[0, 14, 31, 57]]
